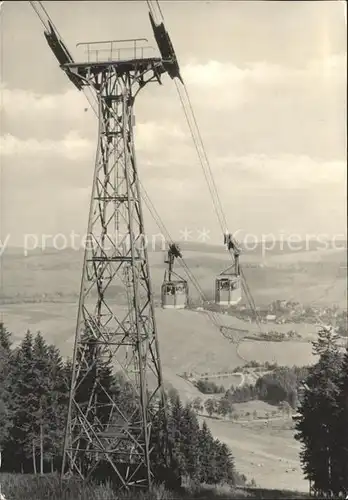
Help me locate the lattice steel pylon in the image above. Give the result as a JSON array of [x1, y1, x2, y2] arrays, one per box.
[[36, 7, 183, 490]]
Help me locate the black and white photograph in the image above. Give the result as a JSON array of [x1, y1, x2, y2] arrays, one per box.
[[0, 1, 347, 498]]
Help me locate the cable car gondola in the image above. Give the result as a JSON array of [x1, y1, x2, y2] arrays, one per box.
[[215, 234, 242, 306], [161, 243, 188, 309]]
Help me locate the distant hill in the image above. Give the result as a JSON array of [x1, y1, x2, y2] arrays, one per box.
[[1, 241, 346, 308]]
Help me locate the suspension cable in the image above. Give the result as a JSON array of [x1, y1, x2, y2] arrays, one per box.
[[155, 5, 345, 335], [152, 1, 262, 329], [30, 1, 99, 116]]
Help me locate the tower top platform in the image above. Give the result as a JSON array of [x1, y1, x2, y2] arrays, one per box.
[[61, 38, 165, 86]]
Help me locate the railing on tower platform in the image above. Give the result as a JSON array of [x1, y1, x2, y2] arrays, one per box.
[[76, 38, 156, 63]]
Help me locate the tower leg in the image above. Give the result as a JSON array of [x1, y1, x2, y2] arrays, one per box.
[[62, 68, 165, 490]]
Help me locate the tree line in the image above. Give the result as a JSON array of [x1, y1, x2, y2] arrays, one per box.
[[0, 323, 242, 489]]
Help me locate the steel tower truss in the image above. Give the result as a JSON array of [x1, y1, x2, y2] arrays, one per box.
[[37, 6, 182, 487], [59, 41, 171, 490]]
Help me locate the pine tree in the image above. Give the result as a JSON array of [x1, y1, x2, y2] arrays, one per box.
[[295, 327, 343, 496], [0, 324, 12, 451], [150, 398, 169, 470], [336, 347, 348, 494], [35, 340, 68, 472], [179, 404, 201, 482], [0, 323, 11, 352], [213, 440, 235, 484], [30, 333, 50, 474], [167, 394, 186, 477], [198, 421, 215, 483], [7, 330, 37, 471]]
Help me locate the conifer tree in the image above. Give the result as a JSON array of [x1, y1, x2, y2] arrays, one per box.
[[295, 327, 343, 496], [179, 404, 201, 482], [36, 340, 68, 471], [6, 331, 37, 470], [0, 323, 12, 450], [0, 323, 11, 352], [198, 420, 215, 483], [336, 346, 348, 493], [150, 398, 169, 470], [167, 394, 186, 477], [214, 441, 235, 484]]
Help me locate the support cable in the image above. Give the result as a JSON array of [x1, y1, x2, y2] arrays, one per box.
[[154, 3, 345, 337], [30, 0, 260, 347], [152, 1, 262, 328]]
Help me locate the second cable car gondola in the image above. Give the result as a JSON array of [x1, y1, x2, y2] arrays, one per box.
[[215, 234, 242, 306], [161, 243, 188, 309]]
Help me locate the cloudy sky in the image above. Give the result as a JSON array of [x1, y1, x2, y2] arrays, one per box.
[[0, 0, 346, 248]]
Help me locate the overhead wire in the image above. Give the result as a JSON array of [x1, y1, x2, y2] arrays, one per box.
[[153, 1, 263, 329], [140, 183, 242, 338], [161, 1, 346, 339], [30, 1, 99, 116], [163, 14, 346, 337]]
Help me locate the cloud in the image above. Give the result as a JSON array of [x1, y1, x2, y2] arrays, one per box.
[[183, 54, 346, 88], [1, 55, 346, 243], [0, 86, 87, 120], [0, 131, 94, 161], [215, 153, 346, 189], [136, 121, 186, 152], [181, 54, 346, 111], [1, 149, 346, 245], [0, 120, 188, 173], [2, 54, 345, 124], [1, 55, 345, 164]]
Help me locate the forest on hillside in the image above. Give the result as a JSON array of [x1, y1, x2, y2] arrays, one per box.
[[0, 323, 245, 490]]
